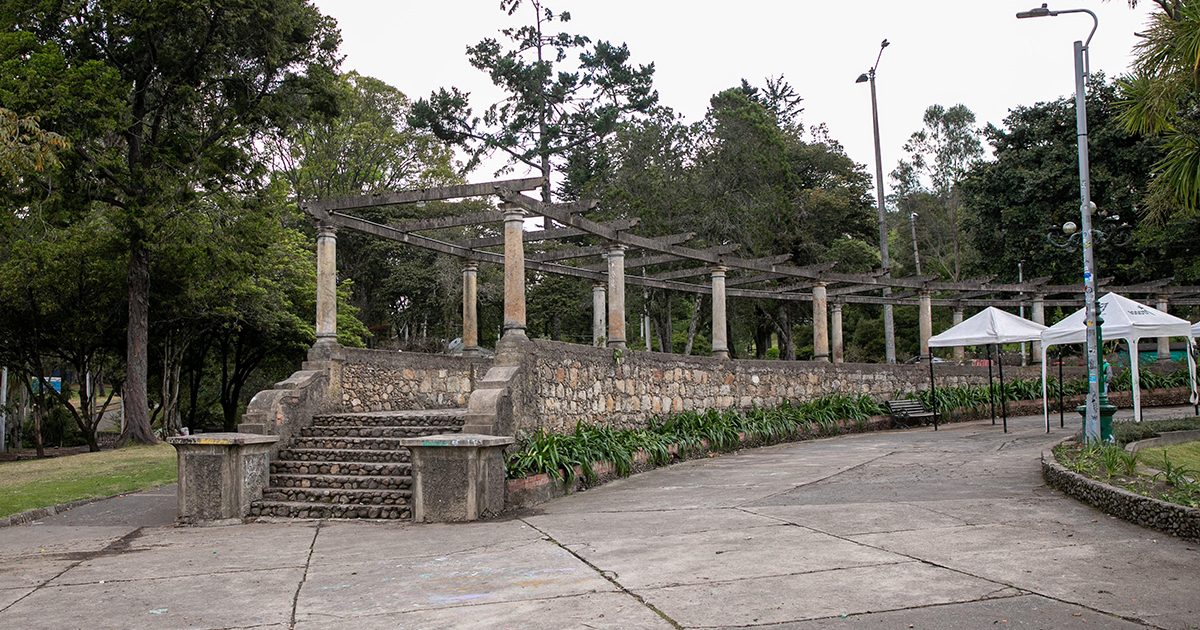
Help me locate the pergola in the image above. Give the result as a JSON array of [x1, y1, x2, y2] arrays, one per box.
[[301, 178, 1200, 361]]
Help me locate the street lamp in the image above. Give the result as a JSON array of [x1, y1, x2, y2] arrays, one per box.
[[1018, 4, 1107, 443], [857, 38, 896, 364], [909, 212, 921, 276]]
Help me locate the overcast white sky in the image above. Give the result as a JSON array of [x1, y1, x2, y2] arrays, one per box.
[[311, 0, 1157, 201]]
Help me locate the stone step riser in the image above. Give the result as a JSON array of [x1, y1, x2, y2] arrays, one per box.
[[250, 502, 409, 520], [270, 461, 409, 476], [277, 449, 411, 464], [313, 415, 466, 428], [300, 426, 460, 439], [288, 437, 413, 451], [269, 474, 411, 491], [260, 488, 409, 506]]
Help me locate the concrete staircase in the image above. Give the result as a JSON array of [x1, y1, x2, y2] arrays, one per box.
[[249, 408, 466, 520]]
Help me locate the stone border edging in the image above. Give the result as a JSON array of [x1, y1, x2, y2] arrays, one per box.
[[1041, 453, 1200, 542], [0, 493, 128, 528], [1125, 430, 1200, 453]]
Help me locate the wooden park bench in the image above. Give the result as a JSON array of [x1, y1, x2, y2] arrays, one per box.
[[886, 399, 936, 427]]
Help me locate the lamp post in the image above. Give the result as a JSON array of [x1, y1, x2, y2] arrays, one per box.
[[857, 39, 896, 364], [1018, 4, 1108, 443], [909, 212, 921, 276]]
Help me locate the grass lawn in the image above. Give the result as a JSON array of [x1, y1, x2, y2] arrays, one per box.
[[0, 444, 176, 518], [1139, 440, 1200, 474]]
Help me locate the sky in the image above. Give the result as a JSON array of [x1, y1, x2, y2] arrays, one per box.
[[310, 0, 1159, 202]]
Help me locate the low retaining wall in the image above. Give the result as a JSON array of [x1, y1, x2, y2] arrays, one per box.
[[339, 348, 491, 412], [509, 339, 1054, 434], [1042, 454, 1200, 542]]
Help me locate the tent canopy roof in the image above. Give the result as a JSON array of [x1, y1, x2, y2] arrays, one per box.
[[929, 306, 1047, 347], [1041, 293, 1193, 347], [1193, 321, 1200, 338]]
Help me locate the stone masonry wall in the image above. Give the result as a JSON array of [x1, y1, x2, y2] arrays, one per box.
[[338, 348, 492, 412], [510, 339, 1060, 435]]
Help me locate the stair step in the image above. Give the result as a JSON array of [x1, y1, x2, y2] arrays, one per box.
[[314, 409, 467, 428], [270, 460, 409, 476], [288, 436, 416, 451], [261, 486, 410, 505], [300, 425, 461, 439], [269, 473, 411, 491], [250, 500, 409, 520], [277, 448, 411, 463]]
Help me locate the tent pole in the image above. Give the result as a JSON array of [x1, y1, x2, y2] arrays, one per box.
[[998, 344, 1008, 433], [929, 352, 938, 431], [1058, 346, 1065, 429], [987, 345, 996, 425]]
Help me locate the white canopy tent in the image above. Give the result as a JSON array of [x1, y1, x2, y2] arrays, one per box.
[[929, 307, 1048, 432], [1039, 293, 1199, 430], [929, 307, 1049, 347], [1193, 321, 1200, 338]]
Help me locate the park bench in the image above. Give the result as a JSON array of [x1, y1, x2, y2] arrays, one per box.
[[886, 399, 936, 427]]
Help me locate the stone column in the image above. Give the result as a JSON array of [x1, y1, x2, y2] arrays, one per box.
[[831, 302, 844, 364], [592, 282, 607, 347], [711, 266, 729, 360], [952, 306, 965, 363], [502, 206, 527, 340], [312, 222, 339, 357], [1031, 294, 1045, 363], [461, 261, 479, 357], [919, 290, 933, 359], [1157, 294, 1171, 360], [813, 282, 830, 362], [606, 244, 626, 349]]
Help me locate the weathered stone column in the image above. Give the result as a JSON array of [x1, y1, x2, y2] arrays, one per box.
[[592, 282, 607, 346], [831, 302, 844, 364], [606, 244, 626, 349], [952, 306, 965, 363], [1031, 294, 1045, 363], [711, 266, 729, 360], [312, 222, 339, 358], [813, 282, 830, 362], [502, 205, 527, 340], [461, 261, 479, 357], [919, 290, 933, 359], [1157, 294, 1171, 360]]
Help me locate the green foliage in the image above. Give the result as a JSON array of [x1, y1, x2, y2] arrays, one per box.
[[963, 76, 1173, 285], [1116, 0, 1200, 217], [1113, 416, 1200, 445], [505, 394, 886, 482], [410, 0, 657, 199]]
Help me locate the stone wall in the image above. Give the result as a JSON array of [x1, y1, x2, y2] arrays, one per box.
[[338, 348, 492, 412], [508, 339, 1060, 434]]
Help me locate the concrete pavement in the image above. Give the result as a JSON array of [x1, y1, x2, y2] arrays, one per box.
[[1, 410, 1198, 629]]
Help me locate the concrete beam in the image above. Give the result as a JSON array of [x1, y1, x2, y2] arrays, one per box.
[[302, 177, 546, 214]]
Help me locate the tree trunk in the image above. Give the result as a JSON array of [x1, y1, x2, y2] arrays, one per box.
[[551, 314, 562, 342], [658, 293, 670, 353], [726, 319, 738, 360], [119, 240, 157, 446], [779, 304, 795, 361], [684, 296, 702, 355]]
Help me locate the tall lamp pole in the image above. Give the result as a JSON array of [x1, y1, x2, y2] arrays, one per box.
[[1018, 4, 1109, 443], [909, 212, 921, 276], [857, 39, 896, 364]]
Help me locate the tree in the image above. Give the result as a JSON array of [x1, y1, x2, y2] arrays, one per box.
[[890, 104, 983, 281], [963, 76, 1168, 285], [409, 0, 657, 201], [0, 214, 126, 452], [1116, 0, 1200, 218], [0, 0, 342, 444]]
